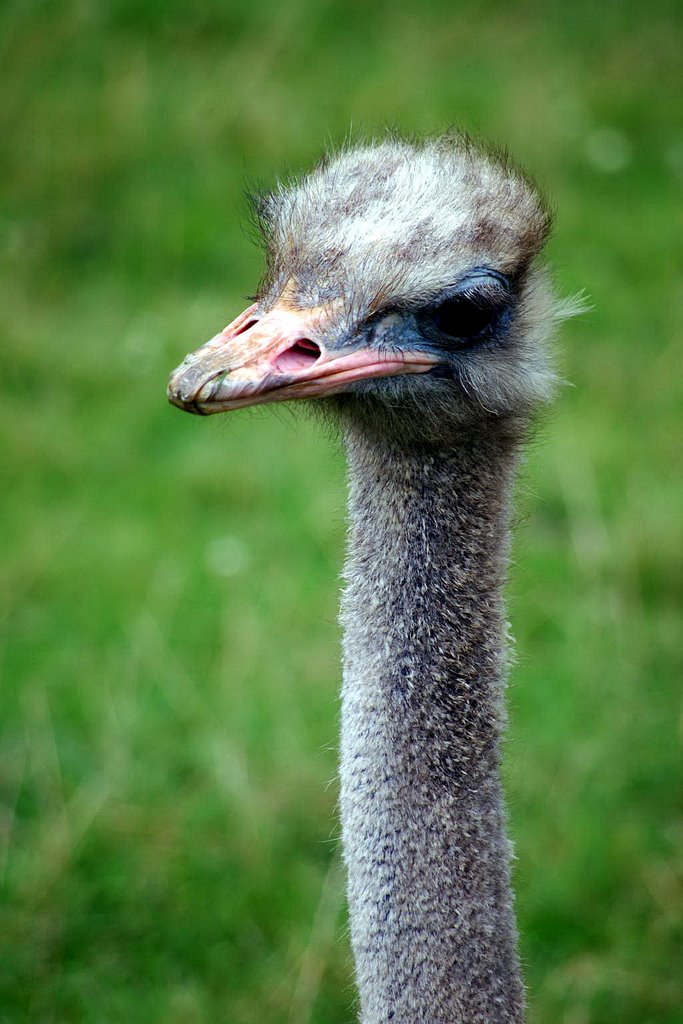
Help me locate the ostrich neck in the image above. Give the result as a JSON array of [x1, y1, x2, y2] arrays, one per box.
[[340, 423, 525, 1024]]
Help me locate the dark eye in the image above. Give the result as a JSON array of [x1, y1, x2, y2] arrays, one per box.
[[432, 290, 511, 346], [431, 293, 500, 342], [418, 271, 513, 348]]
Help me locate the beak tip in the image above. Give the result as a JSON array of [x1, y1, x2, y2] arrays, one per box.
[[167, 372, 202, 415], [168, 392, 207, 416]]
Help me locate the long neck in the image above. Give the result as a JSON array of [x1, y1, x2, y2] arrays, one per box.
[[339, 423, 526, 1024]]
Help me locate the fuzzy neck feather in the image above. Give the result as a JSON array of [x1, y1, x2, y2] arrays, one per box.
[[339, 419, 526, 1024]]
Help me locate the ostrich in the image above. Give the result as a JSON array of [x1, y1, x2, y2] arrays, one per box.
[[168, 133, 565, 1023]]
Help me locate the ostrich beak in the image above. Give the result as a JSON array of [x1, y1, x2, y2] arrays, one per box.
[[168, 302, 437, 415]]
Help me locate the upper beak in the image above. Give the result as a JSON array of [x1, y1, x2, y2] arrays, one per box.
[[168, 302, 438, 416]]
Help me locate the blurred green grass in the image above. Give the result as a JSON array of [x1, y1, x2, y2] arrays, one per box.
[[1, 0, 682, 1021]]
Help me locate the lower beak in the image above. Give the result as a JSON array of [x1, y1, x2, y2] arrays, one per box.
[[168, 302, 437, 416]]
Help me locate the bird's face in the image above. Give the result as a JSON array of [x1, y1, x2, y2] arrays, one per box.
[[167, 288, 437, 416], [169, 268, 523, 414], [168, 138, 558, 436]]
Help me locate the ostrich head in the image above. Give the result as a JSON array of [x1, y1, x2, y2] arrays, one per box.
[[169, 134, 557, 440]]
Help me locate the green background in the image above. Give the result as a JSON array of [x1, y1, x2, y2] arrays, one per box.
[[1, 1, 681, 1021]]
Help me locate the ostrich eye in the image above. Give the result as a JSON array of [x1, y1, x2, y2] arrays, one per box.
[[420, 273, 512, 348], [432, 294, 498, 341]]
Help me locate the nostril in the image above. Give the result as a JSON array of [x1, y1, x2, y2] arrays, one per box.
[[273, 339, 322, 374]]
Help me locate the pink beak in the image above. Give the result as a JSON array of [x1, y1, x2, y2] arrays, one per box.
[[168, 302, 437, 415]]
